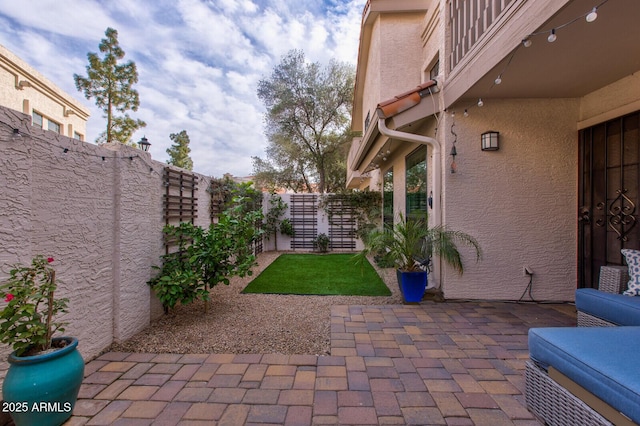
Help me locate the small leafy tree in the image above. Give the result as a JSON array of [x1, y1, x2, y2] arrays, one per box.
[[74, 27, 146, 145], [166, 130, 194, 170], [263, 193, 293, 251], [149, 196, 263, 313], [189, 199, 262, 310], [230, 181, 263, 215], [148, 225, 204, 312]]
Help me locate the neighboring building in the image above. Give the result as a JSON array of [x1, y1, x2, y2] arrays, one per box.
[[347, 0, 640, 301], [0, 44, 89, 140]]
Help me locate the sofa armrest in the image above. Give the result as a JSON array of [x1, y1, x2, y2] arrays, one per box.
[[598, 266, 629, 294]]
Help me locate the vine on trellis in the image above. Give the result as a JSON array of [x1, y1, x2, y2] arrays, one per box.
[[318, 191, 382, 241]]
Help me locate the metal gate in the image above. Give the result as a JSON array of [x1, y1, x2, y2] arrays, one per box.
[[578, 111, 640, 288]]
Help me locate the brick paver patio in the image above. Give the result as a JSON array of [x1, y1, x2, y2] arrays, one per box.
[[67, 301, 575, 425]]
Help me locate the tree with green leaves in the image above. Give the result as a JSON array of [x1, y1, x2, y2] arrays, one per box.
[[74, 27, 146, 145], [255, 49, 355, 193], [263, 193, 293, 251], [166, 130, 194, 170], [148, 190, 263, 314]]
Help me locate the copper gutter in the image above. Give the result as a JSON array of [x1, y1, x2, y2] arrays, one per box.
[[375, 79, 441, 227]]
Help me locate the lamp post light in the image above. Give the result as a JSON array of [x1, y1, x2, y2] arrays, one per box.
[[138, 136, 151, 152], [11, 128, 22, 141]]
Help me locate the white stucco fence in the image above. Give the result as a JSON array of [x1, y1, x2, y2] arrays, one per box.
[[0, 106, 366, 386], [0, 107, 217, 380]]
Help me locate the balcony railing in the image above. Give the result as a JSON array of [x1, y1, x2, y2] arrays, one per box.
[[449, 0, 515, 70]]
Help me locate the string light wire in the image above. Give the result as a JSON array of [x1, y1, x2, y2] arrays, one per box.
[[0, 119, 160, 175], [458, 0, 609, 117]]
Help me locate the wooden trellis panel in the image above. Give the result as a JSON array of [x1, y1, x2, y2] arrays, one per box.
[[252, 196, 264, 255], [163, 168, 198, 254], [164, 168, 198, 223], [327, 196, 357, 250], [209, 182, 226, 222], [290, 194, 318, 249]]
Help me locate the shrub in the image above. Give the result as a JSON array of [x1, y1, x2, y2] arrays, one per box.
[[0, 256, 69, 356], [149, 196, 263, 312], [313, 233, 330, 253]]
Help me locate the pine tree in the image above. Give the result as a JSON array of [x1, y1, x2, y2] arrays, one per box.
[[166, 130, 193, 170], [74, 27, 146, 145]]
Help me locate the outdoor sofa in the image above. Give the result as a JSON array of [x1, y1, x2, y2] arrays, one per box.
[[526, 259, 640, 426]]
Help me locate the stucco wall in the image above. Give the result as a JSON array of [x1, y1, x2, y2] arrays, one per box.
[[0, 107, 215, 378], [379, 13, 425, 101], [579, 72, 640, 129], [362, 13, 426, 130], [420, 5, 442, 83], [0, 108, 159, 363], [362, 17, 382, 131], [366, 98, 579, 301], [261, 193, 365, 252], [442, 98, 579, 301]]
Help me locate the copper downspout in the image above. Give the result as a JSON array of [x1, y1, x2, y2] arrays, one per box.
[[376, 118, 441, 228], [377, 116, 443, 291]]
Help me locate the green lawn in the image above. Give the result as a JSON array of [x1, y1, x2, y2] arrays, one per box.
[[242, 253, 391, 296]]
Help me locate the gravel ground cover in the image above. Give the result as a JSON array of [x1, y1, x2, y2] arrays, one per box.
[[109, 252, 402, 356]]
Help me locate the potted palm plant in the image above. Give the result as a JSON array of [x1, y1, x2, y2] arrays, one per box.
[[359, 214, 482, 303], [0, 255, 84, 426]]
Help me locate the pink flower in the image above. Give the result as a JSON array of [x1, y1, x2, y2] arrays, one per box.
[[5, 294, 14, 302], [47, 257, 54, 263]]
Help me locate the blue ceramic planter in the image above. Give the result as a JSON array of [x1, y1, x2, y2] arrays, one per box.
[[397, 270, 428, 303], [3, 337, 84, 426]]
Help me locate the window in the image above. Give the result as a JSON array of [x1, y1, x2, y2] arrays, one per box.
[[73, 132, 83, 141], [32, 111, 43, 128], [429, 60, 439, 80], [48, 120, 61, 134], [406, 146, 428, 220], [383, 168, 394, 229]]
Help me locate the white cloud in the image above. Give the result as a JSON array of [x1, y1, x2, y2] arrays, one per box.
[[217, 0, 259, 14], [0, 0, 112, 39], [0, 0, 366, 177], [326, 2, 363, 65]]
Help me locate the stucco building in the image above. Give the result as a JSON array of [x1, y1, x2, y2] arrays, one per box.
[[0, 44, 89, 140], [347, 0, 640, 301]]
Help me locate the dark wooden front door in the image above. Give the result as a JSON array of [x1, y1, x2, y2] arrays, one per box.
[[578, 111, 640, 288]]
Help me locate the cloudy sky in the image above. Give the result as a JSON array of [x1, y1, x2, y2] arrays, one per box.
[[0, 0, 364, 177]]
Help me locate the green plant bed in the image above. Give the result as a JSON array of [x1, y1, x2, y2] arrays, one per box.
[[242, 254, 391, 296]]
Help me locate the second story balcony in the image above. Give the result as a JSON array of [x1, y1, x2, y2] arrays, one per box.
[[444, 0, 640, 109]]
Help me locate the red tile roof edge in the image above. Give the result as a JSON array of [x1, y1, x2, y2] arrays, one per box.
[[376, 80, 438, 119]]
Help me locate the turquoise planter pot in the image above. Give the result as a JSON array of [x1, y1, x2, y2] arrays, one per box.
[[397, 270, 428, 303], [3, 337, 84, 426]]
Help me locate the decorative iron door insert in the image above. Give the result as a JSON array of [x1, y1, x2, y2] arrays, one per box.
[[578, 111, 640, 288]]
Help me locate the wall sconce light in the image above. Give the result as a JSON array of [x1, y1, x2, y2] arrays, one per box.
[[137, 136, 151, 152], [481, 131, 499, 151]]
